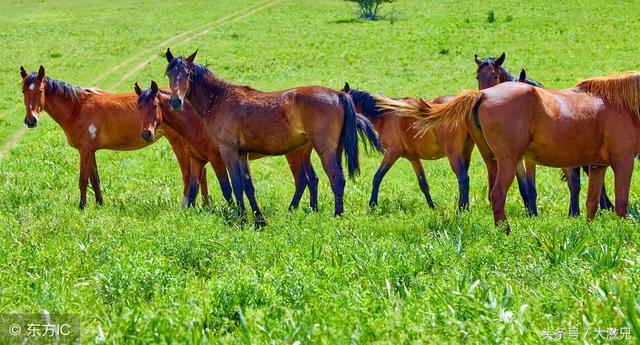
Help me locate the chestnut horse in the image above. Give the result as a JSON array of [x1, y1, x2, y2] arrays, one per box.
[[378, 72, 640, 234], [164, 49, 383, 225], [135, 81, 320, 210], [342, 83, 474, 210], [475, 53, 613, 216], [20, 66, 197, 208]]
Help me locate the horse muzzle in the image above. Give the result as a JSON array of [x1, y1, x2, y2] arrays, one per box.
[[169, 95, 184, 112], [140, 129, 155, 142], [24, 114, 38, 128]]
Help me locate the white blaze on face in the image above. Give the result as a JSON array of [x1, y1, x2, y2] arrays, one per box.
[[88, 123, 97, 139], [29, 83, 35, 91]]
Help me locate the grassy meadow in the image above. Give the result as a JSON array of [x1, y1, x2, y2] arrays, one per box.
[[1, 0, 640, 343]]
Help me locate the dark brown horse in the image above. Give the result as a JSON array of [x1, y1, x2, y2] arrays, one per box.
[[342, 83, 474, 209], [20, 66, 195, 208], [475, 53, 613, 217], [378, 72, 640, 233], [135, 81, 319, 210], [164, 49, 383, 225]]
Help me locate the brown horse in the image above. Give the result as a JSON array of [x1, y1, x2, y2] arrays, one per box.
[[475, 53, 613, 217], [342, 83, 474, 209], [164, 49, 383, 225], [135, 81, 320, 210], [378, 72, 640, 233], [20, 66, 197, 208]]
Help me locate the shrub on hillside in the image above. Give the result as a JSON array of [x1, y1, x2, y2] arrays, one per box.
[[346, 0, 394, 20]]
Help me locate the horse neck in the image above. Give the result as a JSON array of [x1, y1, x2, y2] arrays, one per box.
[[159, 100, 203, 139], [187, 75, 227, 117], [43, 93, 78, 128]]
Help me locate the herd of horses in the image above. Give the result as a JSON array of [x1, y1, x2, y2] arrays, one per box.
[[19, 50, 640, 233]]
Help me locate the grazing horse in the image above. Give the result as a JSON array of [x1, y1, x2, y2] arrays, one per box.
[[378, 72, 640, 234], [476, 53, 613, 217], [20, 66, 195, 209], [163, 49, 383, 225], [342, 83, 474, 210], [135, 81, 319, 210]]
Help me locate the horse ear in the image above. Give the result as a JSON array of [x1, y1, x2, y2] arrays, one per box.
[[474, 54, 482, 65], [134, 82, 142, 96], [166, 48, 174, 62], [150, 80, 159, 95], [20, 66, 28, 79], [186, 49, 198, 64], [418, 98, 432, 108], [495, 52, 505, 66], [37, 65, 45, 81], [343, 82, 350, 93], [518, 69, 527, 82]]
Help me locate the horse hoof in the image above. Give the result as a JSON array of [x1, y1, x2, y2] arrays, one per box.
[[255, 217, 267, 227], [79, 202, 86, 210]]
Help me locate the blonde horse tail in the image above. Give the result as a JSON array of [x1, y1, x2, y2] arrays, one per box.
[[375, 90, 482, 136]]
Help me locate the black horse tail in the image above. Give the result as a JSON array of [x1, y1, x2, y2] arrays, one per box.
[[355, 113, 385, 154], [340, 93, 360, 178]]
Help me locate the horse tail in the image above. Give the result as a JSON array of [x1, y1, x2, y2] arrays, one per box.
[[355, 113, 385, 154], [339, 93, 360, 178], [375, 90, 483, 136]]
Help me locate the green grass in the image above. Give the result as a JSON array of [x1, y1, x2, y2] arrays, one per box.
[[1, 0, 640, 343]]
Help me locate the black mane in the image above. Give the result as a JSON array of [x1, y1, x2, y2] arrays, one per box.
[[137, 88, 170, 106], [23, 73, 87, 100], [166, 57, 227, 87]]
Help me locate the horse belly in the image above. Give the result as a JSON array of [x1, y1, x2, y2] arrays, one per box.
[[526, 130, 606, 167], [240, 127, 307, 155]]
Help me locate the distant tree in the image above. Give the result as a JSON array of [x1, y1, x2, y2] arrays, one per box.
[[346, 0, 394, 20]]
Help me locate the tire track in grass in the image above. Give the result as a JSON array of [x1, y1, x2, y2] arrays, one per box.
[[0, 0, 278, 159], [108, 0, 281, 91]]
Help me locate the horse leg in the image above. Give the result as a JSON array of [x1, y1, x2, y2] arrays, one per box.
[[285, 152, 309, 211], [410, 159, 435, 208], [598, 168, 614, 211], [489, 159, 518, 235], [187, 158, 206, 207], [514, 160, 530, 213], [318, 150, 346, 216], [611, 159, 634, 218], [566, 167, 581, 217], [78, 149, 92, 209], [88, 152, 103, 205], [238, 156, 266, 226], [447, 155, 470, 210], [303, 157, 319, 211], [199, 165, 210, 207], [524, 160, 538, 216], [210, 154, 233, 204], [369, 150, 399, 208], [585, 166, 606, 220], [220, 149, 246, 221]]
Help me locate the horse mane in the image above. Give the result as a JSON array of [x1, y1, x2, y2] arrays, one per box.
[[167, 58, 232, 90], [576, 72, 640, 117], [347, 89, 384, 122], [22, 73, 99, 100]]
